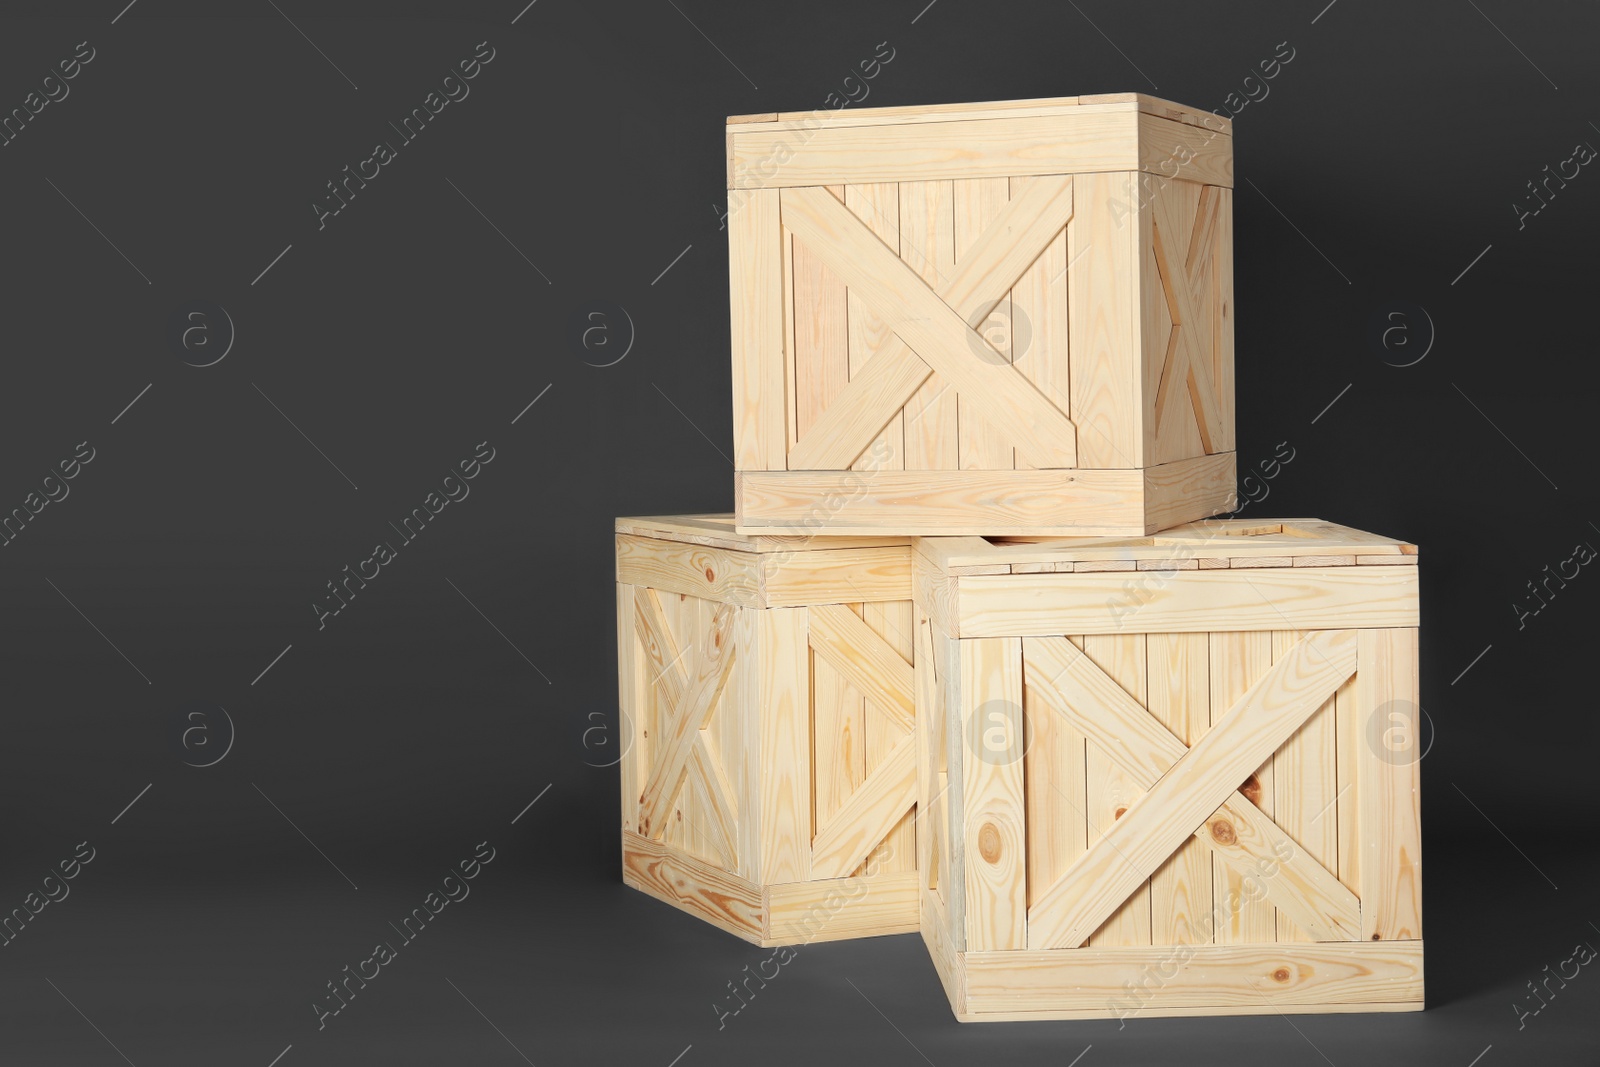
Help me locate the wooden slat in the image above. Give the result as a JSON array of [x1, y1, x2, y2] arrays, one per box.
[[1143, 450, 1235, 531], [1210, 630, 1276, 944], [1027, 630, 1357, 950], [935, 624, 967, 948], [762, 546, 911, 607], [638, 603, 739, 840], [793, 186, 850, 443], [1138, 112, 1234, 187], [765, 870, 920, 943], [915, 615, 941, 891], [1009, 175, 1072, 471], [729, 188, 785, 470], [898, 179, 958, 471], [1026, 634, 1359, 943], [844, 182, 904, 471], [1078, 634, 1152, 947], [622, 831, 763, 944], [863, 599, 917, 873], [615, 534, 763, 608], [1273, 629, 1337, 942], [1357, 628, 1423, 940], [961, 941, 1422, 1018], [685, 740, 738, 870], [738, 466, 1150, 537], [730, 109, 1231, 189], [959, 637, 1027, 950], [812, 606, 865, 874], [810, 732, 917, 879], [1147, 632, 1212, 944], [729, 604, 761, 879], [1070, 172, 1142, 468], [955, 177, 1016, 471], [1211, 187, 1235, 452], [617, 584, 643, 836], [809, 603, 915, 732], [1335, 674, 1360, 895], [784, 174, 1074, 472], [757, 607, 811, 883], [957, 565, 1421, 638], [782, 185, 1078, 469], [1149, 184, 1223, 456], [1022, 649, 1087, 909]]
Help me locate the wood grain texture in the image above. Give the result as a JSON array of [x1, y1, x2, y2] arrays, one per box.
[[956, 565, 1421, 638], [783, 185, 1078, 469], [762, 546, 912, 607], [863, 600, 917, 873], [960, 941, 1422, 1019], [623, 831, 764, 944], [809, 603, 915, 732], [1273, 629, 1338, 942], [1028, 631, 1357, 950], [757, 607, 811, 883], [1210, 630, 1277, 945], [1147, 631, 1212, 944], [959, 636, 1027, 950], [954, 176, 1016, 471], [1357, 628, 1423, 941], [616, 534, 763, 608], [897, 179, 959, 471], [729, 188, 786, 470], [1069, 171, 1142, 468], [844, 182, 905, 471], [1079, 633, 1153, 948], [766, 870, 920, 943]]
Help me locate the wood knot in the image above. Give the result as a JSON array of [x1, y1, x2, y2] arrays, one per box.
[[675, 810, 682, 822], [978, 822, 1003, 864], [1371, 933, 1381, 941], [1240, 773, 1263, 804], [1113, 807, 1127, 820], [1209, 819, 1237, 846], [1271, 967, 1291, 984], [704, 566, 715, 582]]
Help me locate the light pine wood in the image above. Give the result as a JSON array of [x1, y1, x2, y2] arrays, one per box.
[[737, 454, 1233, 537], [624, 830, 764, 943], [810, 731, 916, 879], [954, 176, 1017, 471], [730, 109, 1232, 189], [1079, 633, 1154, 948], [757, 607, 811, 884], [1069, 171, 1142, 468], [959, 637, 1027, 950], [897, 179, 959, 471], [809, 603, 915, 732], [729, 188, 786, 471], [1210, 630, 1277, 945], [864, 600, 917, 873], [1357, 628, 1423, 941], [1009, 175, 1072, 471], [960, 941, 1421, 1019], [844, 183, 905, 471], [1027, 631, 1357, 950], [1024, 634, 1359, 943], [766, 870, 920, 943], [914, 521, 1423, 1021], [783, 185, 1079, 469], [1272, 629, 1338, 942], [615, 533, 763, 607], [732, 97, 1235, 536], [761, 546, 911, 607], [1147, 631, 1212, 944], [956, 565, 1421, 638], [619, 519, 921, 943]]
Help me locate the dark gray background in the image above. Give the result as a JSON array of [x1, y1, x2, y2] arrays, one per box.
[[0, 1, 1595, 1064]]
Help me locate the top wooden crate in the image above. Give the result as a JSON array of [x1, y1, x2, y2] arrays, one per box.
[[727, 93, 1237, 537]]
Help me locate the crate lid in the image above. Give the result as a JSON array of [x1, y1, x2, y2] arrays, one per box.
[[727, 92, 1230, 136], [615, 514, 910, 554], [919, 519, 1417, 574]]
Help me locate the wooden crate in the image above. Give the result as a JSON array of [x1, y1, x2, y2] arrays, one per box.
[[728, 93, 1237, 537], [617, 515, 920, 945], [913, 519, 1423, 1021]]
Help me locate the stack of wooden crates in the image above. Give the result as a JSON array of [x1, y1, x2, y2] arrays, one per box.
[[617, 94, 1423, 1021]]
